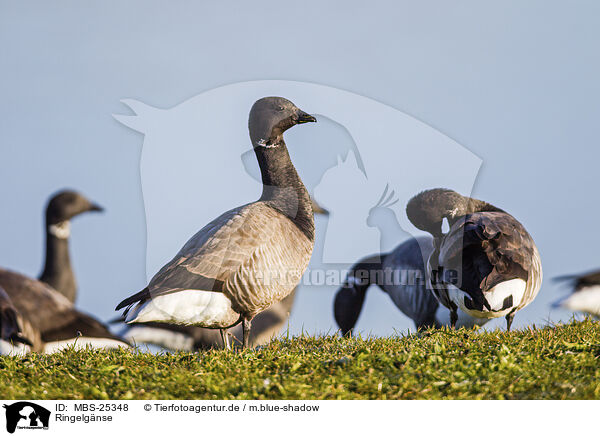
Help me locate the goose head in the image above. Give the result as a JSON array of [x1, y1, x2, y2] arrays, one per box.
[[46, 190, 103, 226], [405, 189, 468, 238], [248, 96, 316, 147], [406, 188, 504, 239]]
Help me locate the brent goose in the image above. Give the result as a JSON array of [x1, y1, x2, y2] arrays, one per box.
[[118, 200, 327, 351], [39, 190, 103, 302], [553, 271, 600, 317], [0, 269, 128, 353], [0, 286, 34, 355], [334, 236, 489, 336], [116, 96, 317, 349], [406, 188, 542, 330]]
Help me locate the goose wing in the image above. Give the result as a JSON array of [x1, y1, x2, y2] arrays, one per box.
[[0, 268, 76, 332], [437, 211, 541, 310], [118, 202, 313, 316]]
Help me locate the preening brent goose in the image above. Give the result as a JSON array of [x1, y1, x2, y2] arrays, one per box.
[[116, 96, 317, 349], [39, 190, 103, 303], [553, 271, 600, 317], [334, 236, 489, 336], [406, 188, 542, 330]]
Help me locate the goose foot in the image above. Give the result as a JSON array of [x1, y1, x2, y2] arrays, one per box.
[[450, 309, 458, 329], [220, 329, 231, 351], [242, 318, 252, 350], [506, 312, 516, 332]]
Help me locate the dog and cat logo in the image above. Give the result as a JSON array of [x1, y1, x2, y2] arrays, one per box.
[[2, 402, 50, 433]]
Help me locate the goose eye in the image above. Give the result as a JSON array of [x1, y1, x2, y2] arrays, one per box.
[[277, 106, 284, 111]]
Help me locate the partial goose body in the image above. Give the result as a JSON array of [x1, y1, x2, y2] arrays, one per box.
[[406, 189, 542, 330], [553, 270, 600, 317], [0, 268, 128, 353], [120, 288, 298, 350], [38, 190, 103, 303], [116, 96, 317, 349], [0, 286, 34, 356], [117, 199, 326, 351], [119, 203, 312, 328], [334, 236, 488, 335], [383, 236, 489, 329]]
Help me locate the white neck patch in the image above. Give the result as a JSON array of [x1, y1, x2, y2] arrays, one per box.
[[49, 221, 70, 239], [256, 139, 281, 149]]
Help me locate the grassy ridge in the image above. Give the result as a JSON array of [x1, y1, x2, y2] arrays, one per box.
[[1, 319, 599, 400]]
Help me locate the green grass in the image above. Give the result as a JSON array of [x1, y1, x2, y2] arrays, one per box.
[[1, 319, 599, 400]]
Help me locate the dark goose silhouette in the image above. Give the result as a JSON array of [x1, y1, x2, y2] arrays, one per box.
[[553, 271, 600, 317], [116, 96, 317, 349], [334, 236, 489, 336], [406, 188, 542, 330], [117, 200, 327, 351], [39, 190, 103, 302]]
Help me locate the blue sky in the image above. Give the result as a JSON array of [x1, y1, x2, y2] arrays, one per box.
[[1, 1, 599, 335]]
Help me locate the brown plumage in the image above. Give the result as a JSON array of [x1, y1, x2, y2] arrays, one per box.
[[117, 199, 326, 351]]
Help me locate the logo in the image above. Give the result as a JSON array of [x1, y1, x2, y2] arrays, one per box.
[[3, 402, 50, 433]]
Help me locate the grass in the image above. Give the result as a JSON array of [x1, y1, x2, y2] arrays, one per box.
[[1, 319, 599, 400]]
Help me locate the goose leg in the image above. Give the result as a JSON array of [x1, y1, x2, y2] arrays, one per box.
[[450, 309, 458, 329], [505, 312, 516, 332], [242, 318, 252, 350], [220, 329, 231, 350]]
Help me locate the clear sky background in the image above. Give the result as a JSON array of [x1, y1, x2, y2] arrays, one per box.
[[1, 1, 599, 337]]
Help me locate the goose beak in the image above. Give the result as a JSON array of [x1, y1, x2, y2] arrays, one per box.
[[296, 110, 317, 124], [89, 203, 104, 213]]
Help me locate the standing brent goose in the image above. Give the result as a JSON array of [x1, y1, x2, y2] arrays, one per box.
[[39, 190, 103, 302], [334, 236, 489, 336], [406, 189, 542, 330], [553, 271, 600, 318], [118, 200, 327, 351], [116, 96, 317, 349]]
